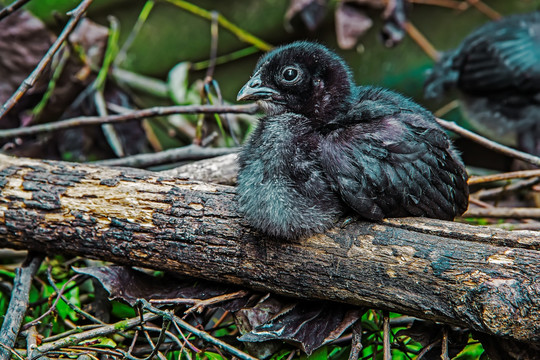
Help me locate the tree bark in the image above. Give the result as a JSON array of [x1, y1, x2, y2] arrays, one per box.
[[0, 153, 538, 344]]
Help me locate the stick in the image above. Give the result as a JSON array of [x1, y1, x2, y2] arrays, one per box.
[[404, 21, 440, 61], [0, 254, 45, 360], [0, 0, 33, 21], [466, 0, 501, 20], [468, 169, 540, 185], [472, 178, 540, 200], [142, 301, 258, 360], [462, 207, 540, 219], [36, 313, 161, 354], [91, 144, 238, 168], [436, 118, 540, 167], [383, 311, 391, 360], [409, 0, 468, 10], [0, 104, 258, 139]]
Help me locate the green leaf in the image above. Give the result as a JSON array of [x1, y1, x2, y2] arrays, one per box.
[[168, 62, 191, 104], [0, 269, 15, 279], [307, 346, 328, 360], [111, 300, 137, 319], [203, 352, 224, 360], [454, 342, 485, 360], [81, 337, 117, 348]]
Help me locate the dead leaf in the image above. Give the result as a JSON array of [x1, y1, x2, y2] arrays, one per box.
[[74, 266, 250, 311], [285, 0, 328, 32], [238, 301, 361, 355], [335, 2, 373, 49], [0, 10, 53, 127], [380, 0, 408, 47]]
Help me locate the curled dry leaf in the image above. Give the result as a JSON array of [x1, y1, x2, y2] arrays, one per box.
[[335, 2, 374, 49], [234, 294, 284, 359], [238, 301, 361, 355]]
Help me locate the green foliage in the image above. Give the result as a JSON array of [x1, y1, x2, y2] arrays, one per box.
[[111, 300, 136, 319]]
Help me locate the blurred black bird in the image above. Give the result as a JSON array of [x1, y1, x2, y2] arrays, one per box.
[[425, 12, 540, 157], [237, 41, 469, 239]]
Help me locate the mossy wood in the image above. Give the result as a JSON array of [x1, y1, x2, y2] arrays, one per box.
[[0, 153, 538, 344]]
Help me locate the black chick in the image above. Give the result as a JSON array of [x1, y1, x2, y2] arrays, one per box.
[[237, 41, 469, 239], [425, 12, 540, 156]]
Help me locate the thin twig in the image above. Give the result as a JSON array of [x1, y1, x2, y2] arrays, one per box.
[[0, 0, 33, 21], [348, 321, 363, 360], [468, 197, 491, 208], [41, 324, 102, 343], [96, 92, 125, 156], [112, 68, 169, 98], [404, 21, 440, 61], [441, 327, 449, 360], [466, 0, 501, 20], [211, 310, 231, 331], [205, 11, 219, 82], [436, 118, 540, 168], [22, 274, 85, 330], [0, 104, 259, 139], [164, 0, 272, 51], [141, 300, 257, 360], [0, 344, 25, 360], [472, 178, 540, 200], [0, 253, 44, 360], [115, 0, 155, 65], [462, 207, 540, 219], [468, 170, 540, 186], [142, 326, 185, 354], [91, 144, 238, 168], [434, 100, 459, 118], [382, 311, 391, 360], [138, 316, 171, 360], [409, 0, 468, 10], [36, 312, 160, 354], [62, 345, 125, 358], [172, 321, 201, 354], [46, 269, 105, 325], [150, 290, 248, 315], [416, 339, 440, 360], [490, 222, 540, 231], [191, 46, 260, 71], [0, 0, 94, 121], [127, 328, 139, 356]]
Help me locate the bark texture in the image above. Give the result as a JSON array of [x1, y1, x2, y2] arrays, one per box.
[[0, 154, 538, 344]]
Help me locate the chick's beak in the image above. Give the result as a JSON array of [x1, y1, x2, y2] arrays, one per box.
[[237, 72, 279, 101]]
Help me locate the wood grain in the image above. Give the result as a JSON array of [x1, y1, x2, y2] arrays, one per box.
[[0, 153, 538, 344]]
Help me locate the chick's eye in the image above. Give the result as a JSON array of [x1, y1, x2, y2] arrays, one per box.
[[282, 67, 299, 82]]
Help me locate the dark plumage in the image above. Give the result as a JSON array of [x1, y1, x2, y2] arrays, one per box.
[[237, 41, 469, 239], [425, 12, 540, 156]]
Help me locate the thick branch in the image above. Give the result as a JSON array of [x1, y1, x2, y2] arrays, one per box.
[[0, 154, 538, 344]]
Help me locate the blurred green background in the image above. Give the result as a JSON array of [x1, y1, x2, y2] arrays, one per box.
[[17, 0, 540, 104]]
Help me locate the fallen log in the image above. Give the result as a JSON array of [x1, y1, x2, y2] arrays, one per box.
[[0, 153, 538, 345]]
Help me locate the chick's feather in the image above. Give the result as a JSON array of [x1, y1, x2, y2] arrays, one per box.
[[424, 12, 540, 155], [237, 41, 469, 239]]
